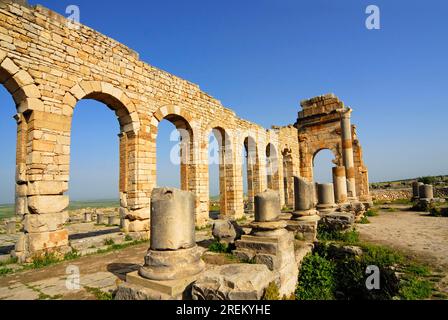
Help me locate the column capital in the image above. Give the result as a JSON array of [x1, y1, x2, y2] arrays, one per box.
[[340, 108, 353, 119]]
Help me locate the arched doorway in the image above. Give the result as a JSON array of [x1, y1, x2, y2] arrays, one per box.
[[313, 149, 335, 184]]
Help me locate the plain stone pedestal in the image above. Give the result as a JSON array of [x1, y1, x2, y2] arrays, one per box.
[[108, 216, 120, 226], [316, 184, 339, 214], [234, 223, 298, 296], [5, 220, 16, 235], [116, 270, 199, 300], [84, 212, 92, 223], [96, 213, 107, 225], [285, 214, 320, 241], [140, 246, 205, 281]]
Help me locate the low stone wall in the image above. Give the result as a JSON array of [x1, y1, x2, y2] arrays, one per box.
[[371, 187, 448, 201], [370, 189, 412, 201]]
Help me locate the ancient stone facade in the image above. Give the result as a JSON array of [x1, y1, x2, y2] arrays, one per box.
[[0, 1, 371, 259]]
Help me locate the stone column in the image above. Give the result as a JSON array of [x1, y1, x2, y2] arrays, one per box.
[[116, 188, 205, 300], [340, 109, 357, 199], [292, 176, 318, 217], [235, 189, 298, 297], [419, 184, 434, 200], [316, 183, 338, 214], [332, 166, 348, 204], [412, 182, 423, 200], [223, 136, 244, 219]]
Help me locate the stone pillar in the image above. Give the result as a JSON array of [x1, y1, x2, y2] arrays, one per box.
[[254, 189, 281, 222], [140, 188, 204, 280], [14, 110, 71, 262], [235, 190, 298, 297], [412, 182, 423, 200], [284, 177, 320, 241], [6, 220, 16, 235], [419, 184, 434, 200], [122, 130, 151, 239], [316, 183, 338, 214], [292, 176, 318, 217], [332, 166, 348, 204], [84, 211, 92, 223], [116, 188, 205, 300], [340, 109, 357, 199]]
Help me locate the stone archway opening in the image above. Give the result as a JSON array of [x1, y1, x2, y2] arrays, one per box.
[[207, 127, 230, 219], [69, 98, 120, 216], [0, 83, 17, 233], [155, 114, 194, 192], [312, 149, 335, 184]]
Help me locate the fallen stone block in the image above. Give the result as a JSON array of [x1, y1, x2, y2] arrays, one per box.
[[191, 264, 278, 300]]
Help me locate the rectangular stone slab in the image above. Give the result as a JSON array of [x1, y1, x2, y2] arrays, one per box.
[[126, 271, 198, 297]]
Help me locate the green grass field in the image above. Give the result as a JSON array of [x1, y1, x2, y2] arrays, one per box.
[[0, 204, 15, 220]]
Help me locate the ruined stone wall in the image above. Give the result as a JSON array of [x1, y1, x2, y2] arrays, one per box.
[[0, 1, 289, 258]]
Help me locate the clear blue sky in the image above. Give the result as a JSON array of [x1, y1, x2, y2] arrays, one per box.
[[0, 0, 447, 203]]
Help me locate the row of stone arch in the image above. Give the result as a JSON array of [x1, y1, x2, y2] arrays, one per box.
[[0, 52, 289, 260]]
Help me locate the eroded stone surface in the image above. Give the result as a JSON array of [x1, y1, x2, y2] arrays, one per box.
[[191, 264, 277, 300]]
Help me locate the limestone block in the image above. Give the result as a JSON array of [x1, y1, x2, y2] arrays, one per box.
[[27, 181, 68, 195], [28, 195, 69, 214], [128, 219, 149, 232], [191, 264, 277, 300], [320, 212, 354, 231], [126, 207, 150, 221], [15, 196, 28, 215], [23, 211, 69, 233], [27, 229, 69, 252], [212, 220, 243, 244]]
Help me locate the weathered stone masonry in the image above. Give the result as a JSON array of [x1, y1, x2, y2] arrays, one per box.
[[0, 1, 371, 260]]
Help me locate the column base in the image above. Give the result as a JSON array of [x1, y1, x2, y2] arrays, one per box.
[[140, 246, 205, 281], [115, 270, 199, 300]]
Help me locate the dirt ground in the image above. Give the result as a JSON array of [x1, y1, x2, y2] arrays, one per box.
[[357, 206, 448, 269], [357, 205, 448, 297]]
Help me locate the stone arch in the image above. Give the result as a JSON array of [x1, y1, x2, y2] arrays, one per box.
[[67, 81, 140, 133], [65, 81, 143, 236], [0, 51, 43, 113], [151, 104, 196, 196], [0, 52, 42, 217], [312, 147, 339, 167]]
